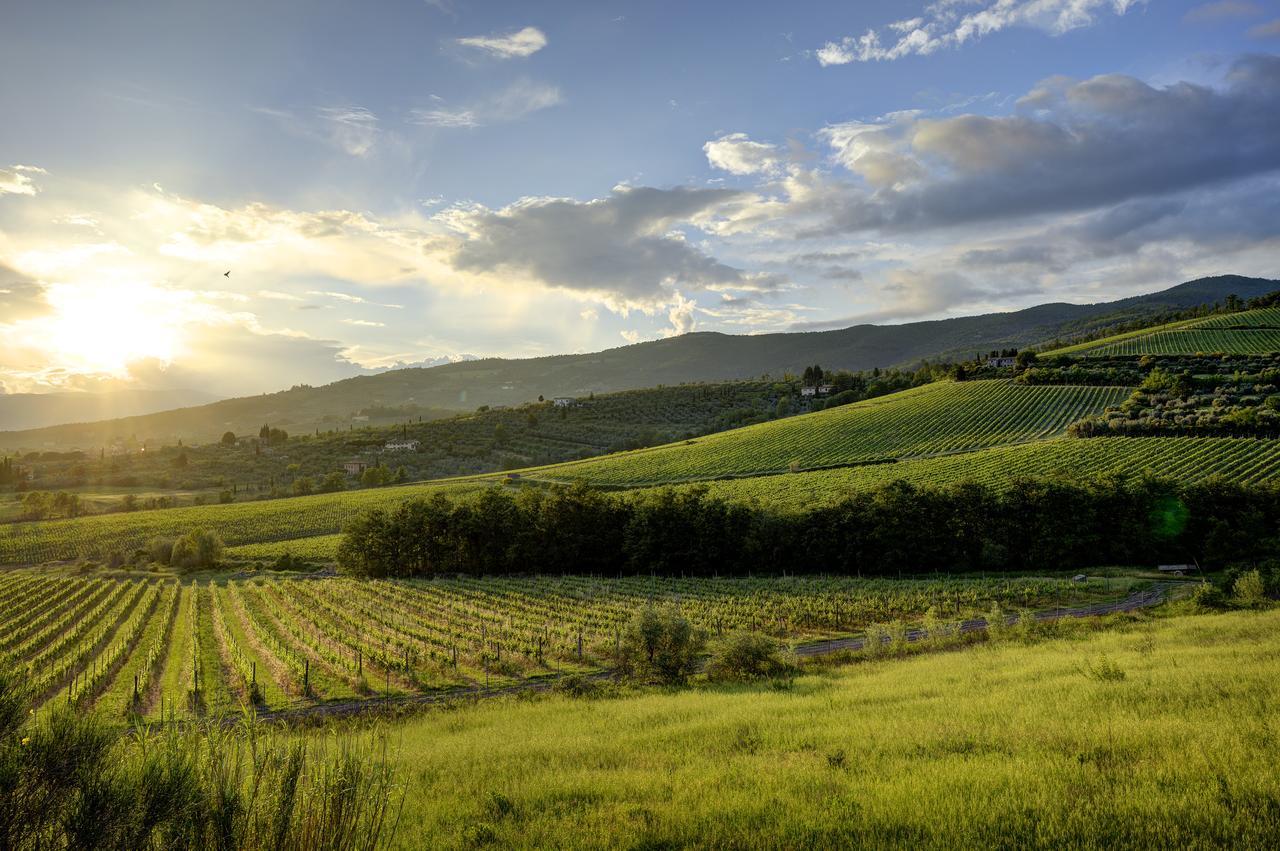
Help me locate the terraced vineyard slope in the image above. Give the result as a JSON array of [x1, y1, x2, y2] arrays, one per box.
[[695, 435, 1280, 511], [530, 380, 1131, 486], [1046, 306, 1280, 356]]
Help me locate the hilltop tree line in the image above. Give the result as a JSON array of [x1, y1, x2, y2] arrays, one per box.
[[337, 476, 1280, 579]]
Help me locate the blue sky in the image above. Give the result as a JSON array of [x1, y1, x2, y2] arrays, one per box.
[[2, 0, 1279, 396]]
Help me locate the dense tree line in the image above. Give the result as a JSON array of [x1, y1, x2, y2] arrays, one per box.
[[336, 477, 1280, 579]]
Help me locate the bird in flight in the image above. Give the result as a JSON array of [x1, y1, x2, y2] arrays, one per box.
[[223, 270, 231, 277]]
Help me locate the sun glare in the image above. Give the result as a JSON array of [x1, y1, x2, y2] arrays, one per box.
[[41, 282, 184, 376]]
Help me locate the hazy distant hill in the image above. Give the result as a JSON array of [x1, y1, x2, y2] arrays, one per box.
[[0, 388, 220, 432], [2, 275, 1274, 449]]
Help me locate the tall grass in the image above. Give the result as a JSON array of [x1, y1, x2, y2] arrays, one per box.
[[382, 608, 1280, 849], [0, 668, 401, 850]]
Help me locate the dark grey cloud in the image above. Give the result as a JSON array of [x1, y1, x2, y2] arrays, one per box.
[[806, 55, 1280, 236], [449, 186, 782, 302]]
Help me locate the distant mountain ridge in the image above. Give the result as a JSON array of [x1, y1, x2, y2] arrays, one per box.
[[2, 274, 1274, 449], [0, 388, 221, 432]]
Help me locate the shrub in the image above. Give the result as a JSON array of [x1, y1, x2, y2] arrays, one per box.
[[1233, 569, 1268, 608], [169, 528, 225, 571], [615, 607, 704, 685], [147, 536, 176, 566], [1190, 581, 1227, 610], [704, 632, 793, 681]]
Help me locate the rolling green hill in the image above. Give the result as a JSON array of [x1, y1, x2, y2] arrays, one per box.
[[3, 274, 1273, 449], [1045, 305, 1280, 357], [528, 381, 1131, 485]]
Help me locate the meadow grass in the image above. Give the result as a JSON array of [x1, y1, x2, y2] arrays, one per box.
[[381, 607, 1280, 849]]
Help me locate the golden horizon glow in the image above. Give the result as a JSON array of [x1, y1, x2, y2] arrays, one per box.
[[31, 281, 187, 377]]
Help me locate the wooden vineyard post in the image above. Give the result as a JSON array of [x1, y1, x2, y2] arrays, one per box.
[[304, 659, 309, 695], [451, 644, 457, 668], [577, 631, 583, 660], [357, 648, 363, 677], [133, 673, 138, 705], [251, 662, 256, 690]]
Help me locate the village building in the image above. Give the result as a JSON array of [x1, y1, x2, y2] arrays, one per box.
[[344, 459, 371, 476], [553, 397, 576, 407], [384, 439, 420, 452]]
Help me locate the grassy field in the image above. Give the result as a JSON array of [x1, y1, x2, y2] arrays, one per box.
[[0, 475, 491, 564], [1, 570, 1116, 719], [528, 381, 1130, 486], [381, 607, 1280, 849]]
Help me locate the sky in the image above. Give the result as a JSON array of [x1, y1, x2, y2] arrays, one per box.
[[1, 0, 1279, 397]]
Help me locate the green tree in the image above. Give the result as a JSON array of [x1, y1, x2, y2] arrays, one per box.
[[615, 607, 704, 684], [221, 430, 237, 445], [318, 471, 347, 493], [169, 528, 224, 570]]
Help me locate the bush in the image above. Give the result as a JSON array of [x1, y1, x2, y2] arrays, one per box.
[[1191, 581, 1227, 610], [615, 607, 704, 685], [169, 528, 225, 571], [146, 536, 176, 566], [1233, 569, 1268, 607], [704, 632, 793, 681]]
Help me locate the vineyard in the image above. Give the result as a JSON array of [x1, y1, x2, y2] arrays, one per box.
[[528, 381, 1131, 486], [1046, 306, 1280, 356], [1072, 328, 1280, 357], [0, 571, 1108, 719], [694, 435, 1280, 510]]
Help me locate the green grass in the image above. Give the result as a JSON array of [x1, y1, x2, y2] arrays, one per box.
[[381, 607, 1280, 849], [0, 476, 491, 564], [528, 381, 1130, 486]]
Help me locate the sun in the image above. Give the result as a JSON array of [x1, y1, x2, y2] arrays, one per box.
[[42, 282, 184, 376]]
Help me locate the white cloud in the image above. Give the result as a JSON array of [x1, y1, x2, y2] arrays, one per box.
[[342, 318, 386, 327], [407, 80, 561, 128], [316, 106, 379, 157], [704, 133, 783, 176], [410, 108, 478, 128], [816, 0, 1144, 65], [456, 26, 547, 59], [0, 165, 45, 196], [663, 292, 697, 336], [620, 329, 642, 344]]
